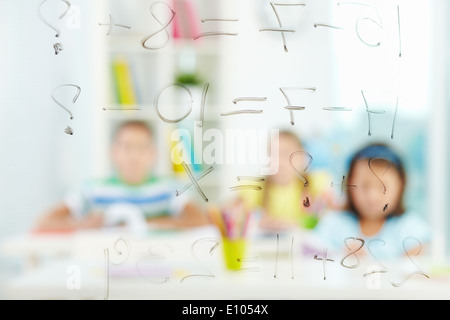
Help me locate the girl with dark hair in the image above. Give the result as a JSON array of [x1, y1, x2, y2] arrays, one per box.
[[312, 143, 431, 260]]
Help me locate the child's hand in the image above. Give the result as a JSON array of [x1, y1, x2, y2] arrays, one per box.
[[77, 212, 104, 229], [258, 214, 297, 231], [300, 188, 341, 216]]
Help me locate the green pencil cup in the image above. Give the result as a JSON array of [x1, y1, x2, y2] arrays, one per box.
[[222, 237, 247, 271]]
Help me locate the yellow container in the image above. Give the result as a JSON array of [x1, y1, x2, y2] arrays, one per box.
[[222, 238, 247, 271]]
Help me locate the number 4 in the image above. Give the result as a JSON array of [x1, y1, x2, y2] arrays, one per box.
[[279, 86, 316, 125], [259, 2, 306, 52], [361, 90, 399, 139]]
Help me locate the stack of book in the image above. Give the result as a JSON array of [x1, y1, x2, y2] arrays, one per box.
[[110, 56, 138, 106], [172, 0, 200, 40]]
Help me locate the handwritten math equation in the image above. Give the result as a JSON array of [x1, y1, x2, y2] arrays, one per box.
[[100, 1, 402, 57], [101, 234, 429, 299], [150, 83, 399, 139], [40, 0, 403, 138], [37, 0, 402, 56], [51, 79, 399, 143]]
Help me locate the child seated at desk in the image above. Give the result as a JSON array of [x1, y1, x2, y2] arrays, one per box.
[[239, 130, 337, 232], [310, 142, 431, 260], [34, 120, 208, 232]]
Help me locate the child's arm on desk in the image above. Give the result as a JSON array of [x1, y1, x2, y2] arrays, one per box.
[[146, 202, 210, 229], [33, 203, 103, 233]]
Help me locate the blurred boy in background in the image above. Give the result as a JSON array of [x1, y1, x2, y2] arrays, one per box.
[[34, 120, 208, 232]]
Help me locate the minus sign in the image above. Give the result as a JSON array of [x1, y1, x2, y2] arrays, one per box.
[[220, 110, 263, 116], [322, 107, 352, 111], [284, 106, 306, 110], [259, 27, 295, 32], [314, 23, 344, 30]]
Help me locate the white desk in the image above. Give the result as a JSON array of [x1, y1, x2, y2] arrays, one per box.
[[2, 226, 450, 300]]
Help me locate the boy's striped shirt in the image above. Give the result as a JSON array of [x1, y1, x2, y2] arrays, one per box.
[[64, 176, 188, 219]]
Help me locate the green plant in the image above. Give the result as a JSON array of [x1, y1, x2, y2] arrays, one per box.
[[175, 72, 202, 86]]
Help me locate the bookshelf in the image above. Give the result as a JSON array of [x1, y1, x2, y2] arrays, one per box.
[[97, 0, 238, 205]]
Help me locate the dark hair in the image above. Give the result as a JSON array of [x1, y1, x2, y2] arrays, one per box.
[[344, 142, 406, 218], [112, 120, 154, 141]]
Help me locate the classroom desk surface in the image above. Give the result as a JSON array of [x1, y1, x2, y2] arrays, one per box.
[[2, 226, 450, 300]]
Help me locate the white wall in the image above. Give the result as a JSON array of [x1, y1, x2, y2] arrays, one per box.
[[0, 0, 103, 237], [0, 1, 111, 299], [428, 0, 450, 262]]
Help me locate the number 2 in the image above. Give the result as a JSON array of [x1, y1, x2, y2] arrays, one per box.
[[180, 238, 220, 283], [390, 237, 430, 287]]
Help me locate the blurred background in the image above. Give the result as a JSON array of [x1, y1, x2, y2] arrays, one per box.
[[0, 0, 448, 298]]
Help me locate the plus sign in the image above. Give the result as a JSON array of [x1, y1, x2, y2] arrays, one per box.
[[98, 14, 131, 36], [314, 248, 335, 280], [331, 175, 357, 196]]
